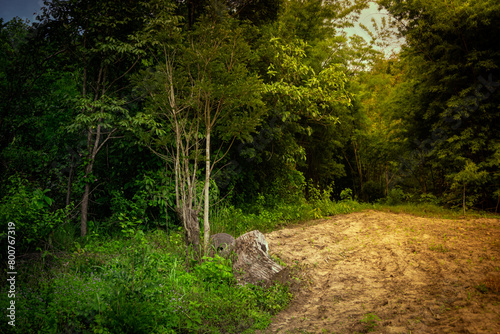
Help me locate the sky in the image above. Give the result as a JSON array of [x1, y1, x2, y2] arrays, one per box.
[[344, 2, 403, 55], [0, 0, 45, 23]]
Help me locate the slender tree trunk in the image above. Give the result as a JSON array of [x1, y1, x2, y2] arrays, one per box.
[[385, 163, 389, 196], [495, 193, 499, 214], [165, 161, 169, 237], [66, 155, 75, 207], [463, 184, 466, 216], [353, 141, 363, 198], [81, 143, 95, 237], [81, 120, 102, 236], [204, 129, 211, 255], [81, 183, 90, 236]]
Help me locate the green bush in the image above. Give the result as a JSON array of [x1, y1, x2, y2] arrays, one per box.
[[340, 188, 353, 201], [194, 255, 235, 286], [0, 175, 68, 255], [418, 193, 440, 205], [384, 187, 406, 206]]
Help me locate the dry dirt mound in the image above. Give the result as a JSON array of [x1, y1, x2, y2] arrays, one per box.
[[262, 210, 500, 334]]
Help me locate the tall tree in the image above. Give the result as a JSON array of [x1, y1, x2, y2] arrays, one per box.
[[36, 0, 153, 236], [134, 8, 264, 253], [379, 0, 500, 209]]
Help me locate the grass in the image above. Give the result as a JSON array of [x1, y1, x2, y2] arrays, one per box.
[[372, 202, 499, 219], [0, 230, 292, 334], [210, 199, 373, 237], [359, 312, 381, 332], [429, 243, 449, 253]]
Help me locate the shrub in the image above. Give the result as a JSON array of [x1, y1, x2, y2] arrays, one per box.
[[384, 187, 406, 206], [0, 175, 68, 256], [195, 255, 235, 286], [340, 188, 353, 201]]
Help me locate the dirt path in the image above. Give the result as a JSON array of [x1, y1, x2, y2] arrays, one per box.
[[263, 210, 500, 334]]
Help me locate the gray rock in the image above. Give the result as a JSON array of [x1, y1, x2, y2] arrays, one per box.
[[210, 233, 235, 257]]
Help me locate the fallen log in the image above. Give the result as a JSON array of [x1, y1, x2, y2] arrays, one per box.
[[233, 230, 289, 287]]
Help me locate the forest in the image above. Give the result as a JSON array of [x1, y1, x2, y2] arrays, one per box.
[[0, 0, 499, 333]]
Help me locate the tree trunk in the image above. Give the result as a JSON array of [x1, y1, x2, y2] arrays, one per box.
[[233, 230, 289, 287], [353, 141, 363, 198], [385, 163, 389, 196], [495, 193, 499, 214], [80, 117, 106, 237], [463, 183, 466, 216], [203, 129, 211, 255], [81, 158, 93, 237], [66, 155, 75, 207], [81, 182, 90, 237], [180, 207, 200, 250]]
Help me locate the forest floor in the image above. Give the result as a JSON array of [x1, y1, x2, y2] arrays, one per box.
[[261, 210, 500, 334]]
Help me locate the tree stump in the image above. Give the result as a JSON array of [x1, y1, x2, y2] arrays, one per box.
[[233, 230, 289, 287], [178, 208, 200, 249], [210, 233, 235, 257]]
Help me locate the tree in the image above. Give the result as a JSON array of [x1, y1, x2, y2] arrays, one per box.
[[223, 0, 375, 203], [261, 35, 352, 198], [378, 0, 500, 209], [134, 8, 264, 253], [188, 14, 264, 254], [450, 161, 488, 215], [35, 0, 155, 236]]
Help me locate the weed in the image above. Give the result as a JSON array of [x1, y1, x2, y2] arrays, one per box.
[[360, 312, 381, 332], [429, 243, 448, 253], [475, 283, 489, 294]]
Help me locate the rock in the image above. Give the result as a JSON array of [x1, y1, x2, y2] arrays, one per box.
[[233, 230, 289, 287], [210, 233, 235, 257]]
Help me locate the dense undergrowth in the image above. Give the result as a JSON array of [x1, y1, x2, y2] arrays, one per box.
[[0, 230, 292, 334]]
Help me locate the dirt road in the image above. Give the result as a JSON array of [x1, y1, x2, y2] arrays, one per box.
[[263, 210, 500, 333]]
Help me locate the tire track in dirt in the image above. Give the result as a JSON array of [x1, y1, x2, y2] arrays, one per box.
[[262, 210, 500, 334]]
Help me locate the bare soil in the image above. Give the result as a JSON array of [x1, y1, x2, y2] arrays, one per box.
[[262, 210, 500, 334]]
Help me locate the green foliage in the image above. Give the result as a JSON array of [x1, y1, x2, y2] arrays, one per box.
[[106, 169, 176, 236], [340, 188, 353, 201], [245, 283, 292, 315], [0, 175, 68, 254], [384, 187, 406, 206], [418, 193, 440, 205], [0, 229, 293, 333], [2, 5, 500, 334], [194, 255, 235, 286], [378, 0, 500, 211], [360, 312, 381, 332], [448, 160, 488, 213], [370, 202, 498, 219], [362, 180, 385, 203], [66, 95, 130, 135], [210, 189, 367, 238]]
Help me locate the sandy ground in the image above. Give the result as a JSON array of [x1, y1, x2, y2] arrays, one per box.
[[262, 210, 500, 334]]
